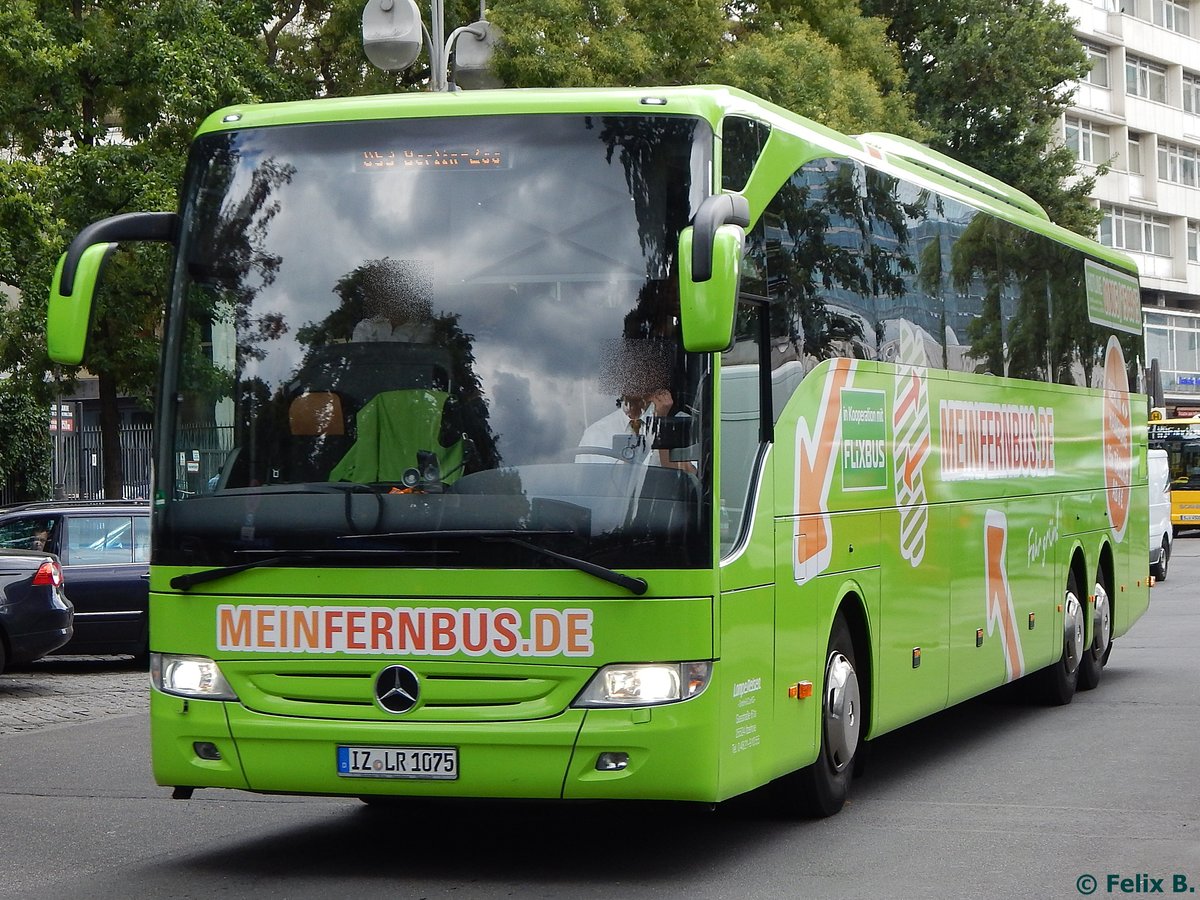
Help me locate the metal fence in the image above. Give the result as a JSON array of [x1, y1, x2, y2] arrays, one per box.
[[3, 422, 237, 504], [50, 423, 155, 500]]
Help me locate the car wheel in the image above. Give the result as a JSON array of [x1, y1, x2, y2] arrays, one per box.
[[1155, 539, 1169, 582], [0, 633, 7, 675]]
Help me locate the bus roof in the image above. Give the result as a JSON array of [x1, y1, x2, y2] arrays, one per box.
[[196, 84, 1138, 277]]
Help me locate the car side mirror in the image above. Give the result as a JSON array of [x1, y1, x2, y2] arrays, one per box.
[[678, 194, 749, 353]]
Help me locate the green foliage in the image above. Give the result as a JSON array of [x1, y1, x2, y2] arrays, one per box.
[[0, 382, 51, 502], [489, 0, 922, 137], [0, 0, 974, 498], [862, 0, 1100, 235], [0, 0, 298, 495], [708, 22, 914, 136]]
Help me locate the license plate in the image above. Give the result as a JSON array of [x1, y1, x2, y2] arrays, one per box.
[[337, 745, 458, 779]]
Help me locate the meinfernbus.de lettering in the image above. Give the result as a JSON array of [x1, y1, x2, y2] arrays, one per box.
[[47, 85, 1150, 817]]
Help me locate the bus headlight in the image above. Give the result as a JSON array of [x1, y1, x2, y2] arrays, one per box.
[[573, 662, 712, 708], [151, 653, 238, 701]]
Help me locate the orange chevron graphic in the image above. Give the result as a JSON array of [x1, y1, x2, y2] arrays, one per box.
[[895, 369, 921, 420], [984, 510, 1024, 681], [902, 433, 930, 490], [794, 359, 853, 582]]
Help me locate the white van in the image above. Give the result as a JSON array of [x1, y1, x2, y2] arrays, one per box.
[[1149, 448, 1172, 581]]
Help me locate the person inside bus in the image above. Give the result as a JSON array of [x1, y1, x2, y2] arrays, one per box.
[[577, 338, 696, 473], [349, 258, 436, 343], [578, 387, 678, 465]]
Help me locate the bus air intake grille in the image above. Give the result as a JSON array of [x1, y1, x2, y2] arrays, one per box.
[[223, 659, 592, 722]]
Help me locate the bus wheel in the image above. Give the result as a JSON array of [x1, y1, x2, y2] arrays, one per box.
[[1077, 575, 1112, 691], [778, 613, 861, 817], [1033, 569, 1083, 705]]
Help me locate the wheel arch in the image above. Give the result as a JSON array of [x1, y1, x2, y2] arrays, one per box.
[[831, 589, 873, 742], [1096, 539, 1115, 622], [1068, 544, 1089, 600]]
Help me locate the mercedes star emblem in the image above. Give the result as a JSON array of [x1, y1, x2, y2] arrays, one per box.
[[374, 665, 420, 714]]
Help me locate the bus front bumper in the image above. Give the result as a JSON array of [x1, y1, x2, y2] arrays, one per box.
[[150, 689, 721, 802]]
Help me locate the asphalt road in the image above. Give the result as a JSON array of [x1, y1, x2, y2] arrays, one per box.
[[1, 545, 1197, 900]]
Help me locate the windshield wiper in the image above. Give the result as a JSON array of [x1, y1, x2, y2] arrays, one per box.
[[169, 548, 450, 591], [337, 529, 649, 596]]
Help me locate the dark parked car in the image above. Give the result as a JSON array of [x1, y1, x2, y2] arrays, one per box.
[[0, 548, 74, 673], [0, 500, 149, 657]]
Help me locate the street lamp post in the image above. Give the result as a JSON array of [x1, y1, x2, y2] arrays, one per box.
[[362, 0, 500, 90]]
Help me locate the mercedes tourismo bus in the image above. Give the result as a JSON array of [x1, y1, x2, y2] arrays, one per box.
[[48, 86, 1150, 816], [1148, 417, 1200, 536]]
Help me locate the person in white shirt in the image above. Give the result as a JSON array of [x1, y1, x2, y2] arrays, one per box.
[[578, 387, 698, 476], [578, 389, 674, 464]]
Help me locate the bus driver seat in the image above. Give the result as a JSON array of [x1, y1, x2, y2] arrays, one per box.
[[288, 391, 351, 482]]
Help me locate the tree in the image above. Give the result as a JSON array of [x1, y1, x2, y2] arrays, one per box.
[[2, 0, 924, 499], [0, 382, 52, 503], [861, 0, 1100, 235], [488, 0, 923, 136], [0, 0, 293, 498]]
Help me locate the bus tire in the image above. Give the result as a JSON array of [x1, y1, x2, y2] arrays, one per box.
[[1033, 568, 1084, 706], [1077, 572, 1112, 691], [778, 613, 862, 818]]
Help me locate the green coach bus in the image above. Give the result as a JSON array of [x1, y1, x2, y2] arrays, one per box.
[[48, 86, 1149, 816]]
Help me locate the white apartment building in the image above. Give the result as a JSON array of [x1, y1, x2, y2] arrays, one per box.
[[1065, 0, 1200, 412]]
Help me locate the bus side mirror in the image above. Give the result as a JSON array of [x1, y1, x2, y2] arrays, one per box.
[[46, 211, 178, 365], [49, 244, 114, 365], [678, 194, 750, 354]]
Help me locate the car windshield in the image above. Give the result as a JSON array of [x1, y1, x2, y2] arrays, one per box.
[[157, 113, 713, 572]]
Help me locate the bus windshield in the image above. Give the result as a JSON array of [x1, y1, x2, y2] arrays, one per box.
[[1149, 420, 1200, 489], [157, 113, 713, 573]]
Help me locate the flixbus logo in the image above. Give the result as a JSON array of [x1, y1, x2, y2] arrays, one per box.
[[216, 604, 594, 657], [840, 389, 887, 491]]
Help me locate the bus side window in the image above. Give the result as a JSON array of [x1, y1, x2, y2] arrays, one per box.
[[721, 117, 770, 192]]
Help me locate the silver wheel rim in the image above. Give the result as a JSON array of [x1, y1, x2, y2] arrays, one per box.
[[1063, 589, 1085, 673], [823, 650, 860, 772], [1092, 581, 1112, 654]]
